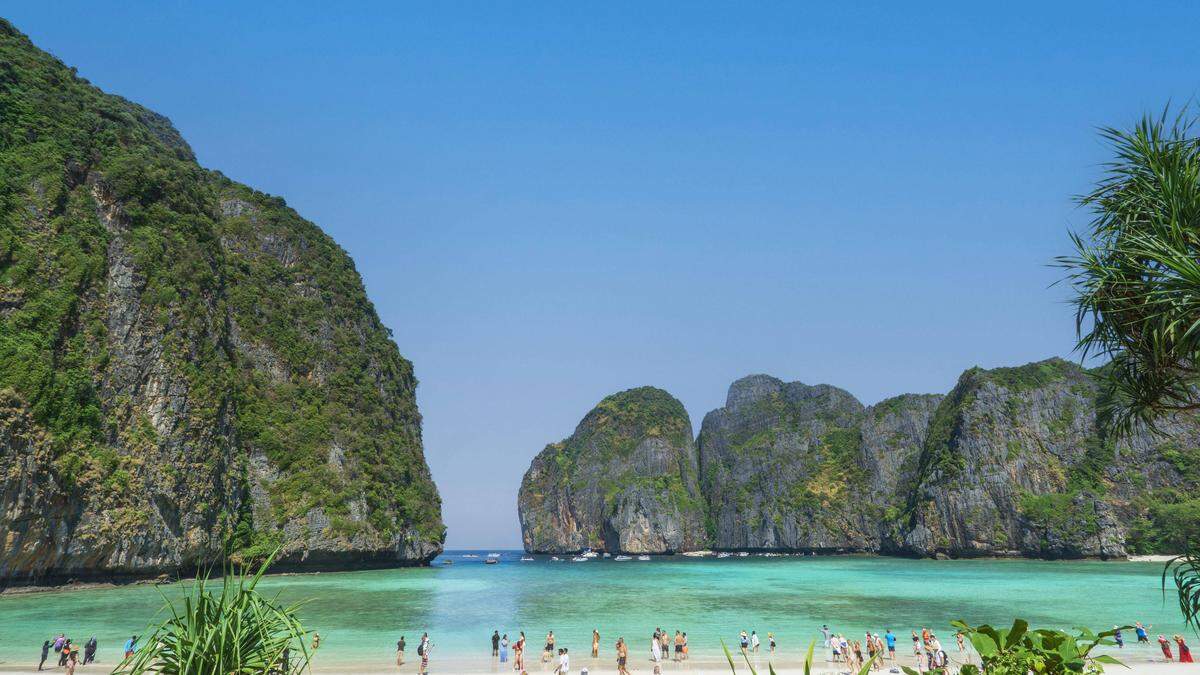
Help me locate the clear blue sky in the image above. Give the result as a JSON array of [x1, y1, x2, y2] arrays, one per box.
[[8, 2, 1199, 548]]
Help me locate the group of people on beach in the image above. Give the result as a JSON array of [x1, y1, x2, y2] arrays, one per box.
[[1114, 621, 1194, 663], [395, 632, 432, 673], [482, 627, 689, 674], [37, 634, 105, 673], [820, 624, 956, 672]]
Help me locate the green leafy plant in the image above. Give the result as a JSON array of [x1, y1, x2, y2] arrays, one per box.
[[947, 619, 1124, 674], [113, 550, 312, 674]]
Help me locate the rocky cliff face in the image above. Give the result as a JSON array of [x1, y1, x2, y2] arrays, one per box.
[[522, 360, 1199, 559], [0, 20, 443, 585], [893, 359, 1200, 559], [517, 387, 707, 553], [696, 376, 941, 552]]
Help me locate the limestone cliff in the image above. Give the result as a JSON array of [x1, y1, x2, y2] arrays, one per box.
[[893, 358, 1200, 559], [520, 360, 1199, 559], [696, 376, 941, 552], [0, 19, 443, 585], [517, 387, 707, 553]]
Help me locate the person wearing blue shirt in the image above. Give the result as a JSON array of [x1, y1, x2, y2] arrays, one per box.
[[885, 630, 896, 661]]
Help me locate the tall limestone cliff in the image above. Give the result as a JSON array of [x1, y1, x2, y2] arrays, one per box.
[[520, 360, 1199, 559], [893, 358, 1200, 559], [696, 375, 940, 552], [0, 19, 443, 585], [517, 387, 707, 553]]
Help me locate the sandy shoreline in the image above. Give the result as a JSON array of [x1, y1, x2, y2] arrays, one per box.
[[0, 648, 1187, 674]]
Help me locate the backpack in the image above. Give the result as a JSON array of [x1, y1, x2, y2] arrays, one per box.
[[417, 642, 425, 656]]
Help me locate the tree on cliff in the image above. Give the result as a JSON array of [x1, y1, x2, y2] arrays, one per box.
[[1058, 109, 1200, 436]]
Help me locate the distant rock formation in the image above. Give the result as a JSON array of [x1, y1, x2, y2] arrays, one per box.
[[517, 387, 707, 554], [519, 359, 1200, 559]]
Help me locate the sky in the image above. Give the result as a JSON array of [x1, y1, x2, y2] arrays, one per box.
[[7, 2, 1200, 548]]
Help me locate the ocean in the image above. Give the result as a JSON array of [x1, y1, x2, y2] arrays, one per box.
[[0, 551, 1183, 669]]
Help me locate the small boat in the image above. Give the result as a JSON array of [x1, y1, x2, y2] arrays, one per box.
[[682, 550, 712, 557], [486, 553, 501, 558], [462, 553, 478, 558], [737, 551, 750, 557], [571, 556, 588, 562], [484, 558, 498, 565], [636, 555, 651, 561], [614, 555, 632, 561], [550, 556, 562, 562], [581, 549, 599, 558], [717, 552, 732, 558], [521, 556, 534, 562], [602, 552, 611, 558], [443, 559, 454, 565]]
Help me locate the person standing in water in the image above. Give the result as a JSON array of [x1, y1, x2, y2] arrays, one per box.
[[500, 633, 509, 663], [1136, 622, 1151, 643], [1113, 627, 1124, 649], [38, 640, 50, 671], [124, 635, 138, 660], [751, 630, 760, 653], [616, 637, 630, 675], [1175, 635, 1194, 663], [651, 631, 662, 664], [514, 631, 526, 672], [1159, 635, 1174, 661], [397, 636, 406, 666], [83, 637, 96, 665], [493, 630, 501, 657], [592, 628, 600, 658]]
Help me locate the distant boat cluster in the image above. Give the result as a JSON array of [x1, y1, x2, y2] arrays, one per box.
[[450, 548, 818, 566]]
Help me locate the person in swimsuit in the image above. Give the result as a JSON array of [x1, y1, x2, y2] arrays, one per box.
[[616, 637, 630, 675], [543, 631, 555, 662], [514, 632, 525, 672], [592, 629, 600, 658]]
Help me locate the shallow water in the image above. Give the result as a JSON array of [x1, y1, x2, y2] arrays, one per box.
[[0, 551, 1184, 669]]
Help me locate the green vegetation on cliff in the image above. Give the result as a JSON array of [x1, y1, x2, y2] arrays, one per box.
[[0, 18, 442, 574]]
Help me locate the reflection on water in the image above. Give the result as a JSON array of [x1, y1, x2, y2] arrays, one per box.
[[0, 551, 1182, 668]]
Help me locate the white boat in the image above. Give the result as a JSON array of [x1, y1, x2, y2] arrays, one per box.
[[550, 556, 562, 561], [520, 557, 534, 562], [581, 549, 599, 558], [462, 554, 478, 558], [682, 550, 712, 557], [484, 558, 498, 565], [602, 552, 611, 558], [636, 555, 651, 561], [737, 551, 750, 557], [717, 552, 732, 558], [571, 556, 589, 562], [614, 555, 632, 561], [486, 553, 501, 558]]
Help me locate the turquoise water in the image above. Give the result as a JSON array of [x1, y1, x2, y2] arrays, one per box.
[[0, 551, 1185, 669]]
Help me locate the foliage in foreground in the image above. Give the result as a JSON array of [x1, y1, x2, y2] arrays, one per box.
[[1165, 546, 1200, 633], [950, 619, 1123, 675], [113, 553, 311, 675], [1056, 108, 1200, 436]]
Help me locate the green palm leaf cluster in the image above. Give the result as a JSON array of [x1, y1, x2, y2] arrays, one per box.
[[114, 552, 311, 675], [1056, 109, 1200, 435], [1165, 550, 1200, 632]]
